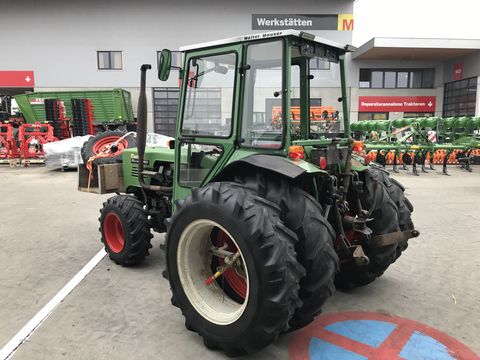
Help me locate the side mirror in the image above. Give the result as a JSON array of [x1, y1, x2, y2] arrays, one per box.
[[158, 49, 172, 81]]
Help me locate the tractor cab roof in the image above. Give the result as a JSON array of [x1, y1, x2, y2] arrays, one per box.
[[179, 29, 356, 55]]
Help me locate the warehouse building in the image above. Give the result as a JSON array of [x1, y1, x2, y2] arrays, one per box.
[[0, 0, 479, 135], [350, 38, 480, 121]]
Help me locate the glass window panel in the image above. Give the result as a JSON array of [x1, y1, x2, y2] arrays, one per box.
[[153, 87, 180, 136], [384, 71, 396, 88], [410, 71, 422, 88], [182, 53, 236, 137], [98, 52, 110, 69], [422, 69, 434, 88], [310, 58, 330, 70], [179, 143, 223, 187], [373, 113, 389, 120], [358, 113, 371, 121], [443, 77, 477, 117], [404, 112, 434, 118], [98, 51, 121, 70], [397, 72, 409, 88], [358, 112, 388, 121], [371, 71, 383, 88], [112, 52, 122, 69], [241, 41, 283, 148], [359, 69, 370, 81], [359, 69, 371, 88]]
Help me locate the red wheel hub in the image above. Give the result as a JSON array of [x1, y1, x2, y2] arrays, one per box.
[[92, 136, 128, 158], [103, 212, 125, 253], [215, 229, 247, 300]]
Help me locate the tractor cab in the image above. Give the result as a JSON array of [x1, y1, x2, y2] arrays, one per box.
[[173, 30, 353, 142], [142, 30, 358, 201]]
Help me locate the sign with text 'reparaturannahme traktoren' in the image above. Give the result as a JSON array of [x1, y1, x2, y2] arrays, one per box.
[[252, 14, 354, 31], [358, 96, 436, 112]]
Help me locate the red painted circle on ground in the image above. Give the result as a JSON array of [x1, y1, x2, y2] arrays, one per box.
[[289, 311, 479, 360]]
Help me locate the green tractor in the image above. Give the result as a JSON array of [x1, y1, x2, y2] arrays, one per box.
[[93, 30, 418, 356]]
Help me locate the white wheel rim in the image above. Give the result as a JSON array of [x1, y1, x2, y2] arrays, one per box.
[[177, 219, 249, 325]]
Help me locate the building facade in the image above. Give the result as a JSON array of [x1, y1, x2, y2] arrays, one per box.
[[0, 0, 354, 133], [350, 38, 480, 122], [1, 0, 479, 135]]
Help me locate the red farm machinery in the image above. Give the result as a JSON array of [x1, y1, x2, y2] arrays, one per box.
[[0, 89, 135, 167]]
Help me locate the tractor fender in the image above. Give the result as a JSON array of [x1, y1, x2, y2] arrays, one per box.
[[211, 154, 306, 182]]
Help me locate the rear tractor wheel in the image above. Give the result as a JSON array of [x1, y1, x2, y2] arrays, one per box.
[[165, 182, 304, 356], [234, 172, 339, 330], [99, 195, 153, 266], [336, 167, 415, 288]]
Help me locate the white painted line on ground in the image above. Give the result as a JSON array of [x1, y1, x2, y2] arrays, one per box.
[[0, 248, 107, 360]]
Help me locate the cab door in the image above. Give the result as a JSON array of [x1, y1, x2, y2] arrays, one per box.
[[174, 45, 242, 201]]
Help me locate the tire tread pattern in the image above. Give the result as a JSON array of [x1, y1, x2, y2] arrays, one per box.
[[99, 194, 153, 266], [336, 167, 414, 288], [234, 173, 339, 330], [81, 130, 136, 165], [166, 182, 304, 356]]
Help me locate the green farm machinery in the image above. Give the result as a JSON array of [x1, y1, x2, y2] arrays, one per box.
[[80, 30, 419, 356], [14, 88, 134, 131], [352, 117, 480, 175]]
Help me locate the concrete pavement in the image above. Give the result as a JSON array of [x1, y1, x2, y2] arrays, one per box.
[[1, 166, 478, 359]]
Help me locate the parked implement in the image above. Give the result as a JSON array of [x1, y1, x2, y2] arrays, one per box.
[[14, 88, 135, 132], [86, 31, 418, 356], [352, 117, 480, 175]]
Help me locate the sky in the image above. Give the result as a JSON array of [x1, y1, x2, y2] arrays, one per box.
[[353, 0, 480, 46]]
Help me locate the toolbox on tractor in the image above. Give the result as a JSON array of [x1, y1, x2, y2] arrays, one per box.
[[80, 30, 419, 357], [78, 163, 125, 194]]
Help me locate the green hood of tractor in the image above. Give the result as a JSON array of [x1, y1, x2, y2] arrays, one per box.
[[122, 146, 175, 190]]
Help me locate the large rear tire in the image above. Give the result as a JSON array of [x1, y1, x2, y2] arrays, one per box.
[[81, 130, 136, 165], [165, 182, 304, 356], [234, 173, 339, 330], [99, 195, 153, 266], [336, 168, 403, 288], [375, 168, 414, 258]]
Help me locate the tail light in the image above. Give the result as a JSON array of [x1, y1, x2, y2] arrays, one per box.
[[319, 156, 327, 170], [288, 145, 304, 161]]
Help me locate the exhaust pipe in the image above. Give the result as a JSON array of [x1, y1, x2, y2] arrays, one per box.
[[137, 64, 172, 194]]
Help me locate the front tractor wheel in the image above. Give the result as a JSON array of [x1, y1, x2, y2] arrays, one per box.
[[165, 182, 304, 356], [99, 195, 153, 266]]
